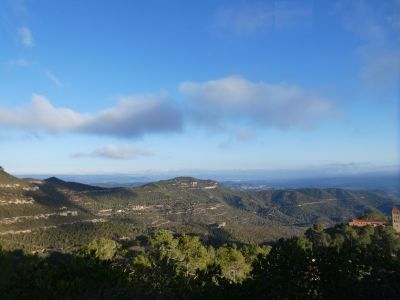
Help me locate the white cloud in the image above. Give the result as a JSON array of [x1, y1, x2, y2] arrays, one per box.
[[72, 144, 153, 160], [180, 75, 334, 130], [0, 94, 85, 132], [0, 77, 332, 139], [0, 93, 183, 137], [18, 26, 33, 47]]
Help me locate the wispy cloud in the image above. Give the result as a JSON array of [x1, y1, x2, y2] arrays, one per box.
[[234, 128, 257, 141], [44, 69, 63, 87], [5, 60, 63, 88], [360, 50, 400, 90], [274, 1, 312, 31], [213, 2, 273, 36], [72, 144, 153, 160], [212, 1, 313, 36], [10, 0, 29, 17], [0, 93, 183, 138], [332, 0, 400, 93], [18, 26, 33, 47], [5, 58, 31, 67], [180, 75, 335, 130], [218, 128, 257, 149]]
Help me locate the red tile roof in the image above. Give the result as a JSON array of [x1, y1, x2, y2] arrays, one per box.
[[348, 219, 390, 227]]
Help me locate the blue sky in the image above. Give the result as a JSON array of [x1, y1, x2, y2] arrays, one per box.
[[0, 0, 399, 175]]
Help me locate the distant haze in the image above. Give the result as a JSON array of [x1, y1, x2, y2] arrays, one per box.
[[17, 167, 400, 195]]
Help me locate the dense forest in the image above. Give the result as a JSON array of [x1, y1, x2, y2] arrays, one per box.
[[1, 222, 400, 299]]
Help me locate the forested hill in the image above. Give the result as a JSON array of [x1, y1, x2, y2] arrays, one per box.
[[0, 169, 399, 251], [1, 223, 400, 299]]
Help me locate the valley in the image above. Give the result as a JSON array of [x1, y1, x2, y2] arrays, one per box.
[[0, 168, 399, 252]]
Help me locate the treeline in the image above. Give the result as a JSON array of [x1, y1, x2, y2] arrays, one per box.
[[1, 224, 400, 299]]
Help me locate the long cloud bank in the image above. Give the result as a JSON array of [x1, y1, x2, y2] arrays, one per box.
[[0, 76, 335, 138], [0, 93, 183, 137], [181, 75, 334, 130]]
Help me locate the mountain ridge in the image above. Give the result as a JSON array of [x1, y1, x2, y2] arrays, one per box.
[[0, 167, 399, 251]]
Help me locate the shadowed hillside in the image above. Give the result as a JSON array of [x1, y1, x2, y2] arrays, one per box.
[[0, 168, 399, 252]]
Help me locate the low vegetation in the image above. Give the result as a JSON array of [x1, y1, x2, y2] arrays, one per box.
[[1, 223, 400, 299]]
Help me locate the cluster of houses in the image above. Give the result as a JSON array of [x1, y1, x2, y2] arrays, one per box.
[[348, 208, 400, 233]]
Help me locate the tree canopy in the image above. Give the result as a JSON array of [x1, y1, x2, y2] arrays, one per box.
[[1, 224, 400, 299]]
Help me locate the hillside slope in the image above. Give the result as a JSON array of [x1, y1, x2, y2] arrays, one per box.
[[0, 170, 399, 251]]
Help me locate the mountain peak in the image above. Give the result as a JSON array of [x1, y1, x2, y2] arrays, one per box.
[[0, 167, 20, 184], [152, 177, 219, 190], [45, 177, 66, 184]]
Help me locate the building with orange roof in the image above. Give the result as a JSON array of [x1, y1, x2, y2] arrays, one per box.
[[348, 208, 400, 233], [348, 219, 390, 228]]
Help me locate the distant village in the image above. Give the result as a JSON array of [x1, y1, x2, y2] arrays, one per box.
[[349, 208, 400, 233]]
